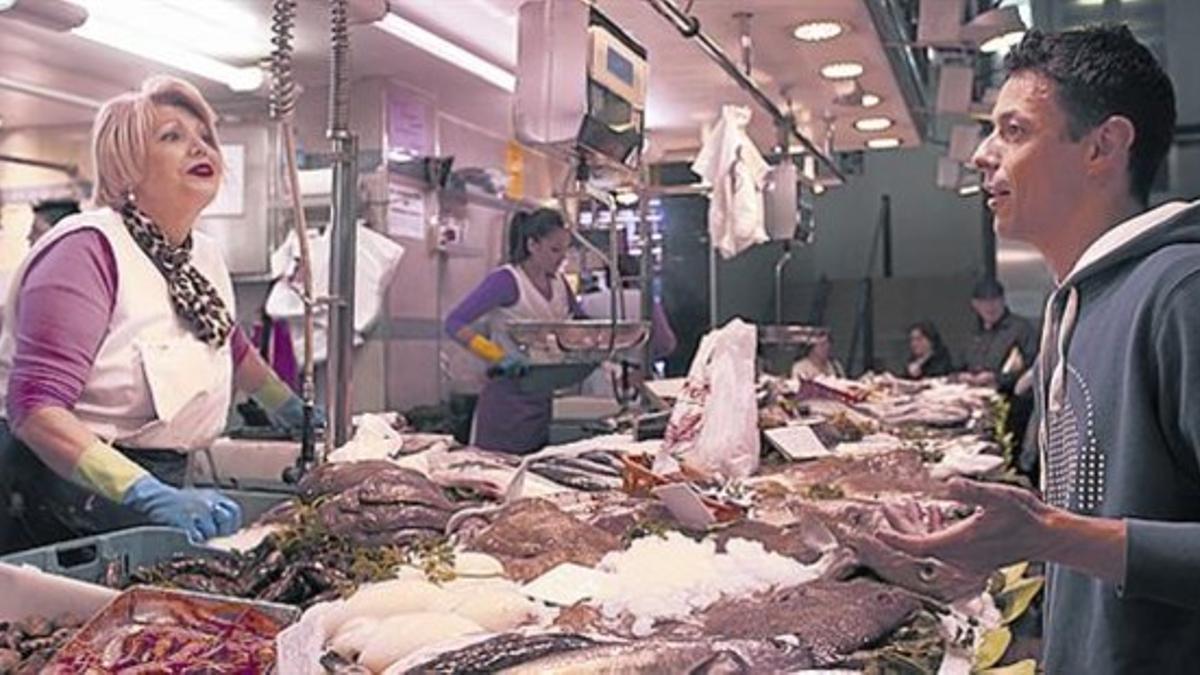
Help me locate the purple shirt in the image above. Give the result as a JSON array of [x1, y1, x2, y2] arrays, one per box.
[[444, 266, 582, 454], [5, 230, 250, 428], [444, 267, 583, 339]]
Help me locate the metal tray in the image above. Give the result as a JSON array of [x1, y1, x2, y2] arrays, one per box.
[[757, 324, 828, 345], [506, 319, 649, 358], [45, 585, 299, 673]]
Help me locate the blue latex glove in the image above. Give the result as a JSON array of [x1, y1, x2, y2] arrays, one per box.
[[494, 353, 530, 378], [121, 475, 242, 542], [269, 394, 327, 434]]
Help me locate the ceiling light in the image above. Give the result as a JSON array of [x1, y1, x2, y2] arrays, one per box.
[[981, 30, 1025, 54], [59, 0, 265, 92], [68, 0, 265, 59], [812, 183, 826, 195], [793, 21, 844, 43], [961, 6, 1027, 53], [1075, 0, 1104, 5], [861, 93, 881, 108], [854, 117, 894, 132], [959, 184, 982, 196], [819, 61, 864, 80], [73, 19, 264, 91], [375, 13, 516, 93], [866, 137, 902, 150], [0, 75, 103, 109], [615, 191, 639, 207]]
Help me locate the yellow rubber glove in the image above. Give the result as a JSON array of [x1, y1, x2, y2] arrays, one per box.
[[71, 438, 150, 503], [251, 372, 326, 432], [467, 334, 506, 363]]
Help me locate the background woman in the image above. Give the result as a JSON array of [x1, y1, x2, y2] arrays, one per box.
[[904, 320, 955, 379], [445, 208, 582, 454]]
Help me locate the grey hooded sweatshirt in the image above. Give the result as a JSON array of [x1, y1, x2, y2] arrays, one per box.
[[1037, 200, 1200, 673]]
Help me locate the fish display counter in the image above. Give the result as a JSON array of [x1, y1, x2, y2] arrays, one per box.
[[3, 346, 1041, 674]]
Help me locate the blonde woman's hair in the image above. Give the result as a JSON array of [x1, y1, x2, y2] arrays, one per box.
[[90, 75, 222, 209]]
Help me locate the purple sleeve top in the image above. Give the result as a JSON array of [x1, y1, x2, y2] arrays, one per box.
[[6, 230, 117, 428], [444, 268, 585, 343], [444, 268, 519, 341], [6, 230, 251, 428]]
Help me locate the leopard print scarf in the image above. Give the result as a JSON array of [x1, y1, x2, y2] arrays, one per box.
[[120, 202, 233, 347]]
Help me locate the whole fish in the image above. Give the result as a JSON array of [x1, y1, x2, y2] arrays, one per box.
[[529, 464, 622, 492], [403, 633, 597, 674], [497, 638, 814, 674]]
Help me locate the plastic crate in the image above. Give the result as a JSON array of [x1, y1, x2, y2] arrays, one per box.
[[0, 526, 222, 585], [0, 490, 293, 585], [226, 487, 294, 523]]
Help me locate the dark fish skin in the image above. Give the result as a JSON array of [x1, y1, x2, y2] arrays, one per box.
[[403, 633, 597, 674], [496, 638, 814, 674], [529, 465, 621, 492], [550, 457, 624, 478], [701, 579, 921, 666], [580, 450, 625, 471]]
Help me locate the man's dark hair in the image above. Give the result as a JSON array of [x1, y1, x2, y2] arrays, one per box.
[[31, 198, 81, 226], [972, 276, 1005, 300], [1005, 24, 1175, 205]]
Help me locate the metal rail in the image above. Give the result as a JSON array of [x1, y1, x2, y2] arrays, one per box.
[[641, 0, 844, 183]]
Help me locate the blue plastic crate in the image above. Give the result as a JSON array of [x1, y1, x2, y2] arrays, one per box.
[[1, 489, 293, 584], [0, 526, 222, 585]]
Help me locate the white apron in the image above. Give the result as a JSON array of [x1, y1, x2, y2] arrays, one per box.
[[0, 208, 234, 451]]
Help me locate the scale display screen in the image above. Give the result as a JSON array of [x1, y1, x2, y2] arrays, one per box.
[[606, 46, 634, 86]]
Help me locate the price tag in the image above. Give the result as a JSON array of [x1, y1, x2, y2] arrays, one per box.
[[764, 424, 831, 461], [652, 482, 717, 530], [521, 562, 611, 606]]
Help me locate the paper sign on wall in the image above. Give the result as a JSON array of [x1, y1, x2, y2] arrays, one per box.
[[387, 177, 426, 240]]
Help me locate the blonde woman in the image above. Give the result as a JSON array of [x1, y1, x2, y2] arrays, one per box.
[[0, 76, 311, 551]]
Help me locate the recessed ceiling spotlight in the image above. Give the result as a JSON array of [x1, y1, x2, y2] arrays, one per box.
[[793, 21, 844, 43], [980, 30, 1025, 54], [861, 93, 881, 108], [854, 116, 894, 132], [819, 61, 864, 80], [866, 137, 902, 150]]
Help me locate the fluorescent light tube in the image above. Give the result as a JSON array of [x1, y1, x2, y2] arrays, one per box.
[[73, 18, 263, 91], [374, 13, 516, 93]]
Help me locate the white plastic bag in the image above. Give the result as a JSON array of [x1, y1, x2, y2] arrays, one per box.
[[265, 222, 405, 362], [657, 318, 760, 478]]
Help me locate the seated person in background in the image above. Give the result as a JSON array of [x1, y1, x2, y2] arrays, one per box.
[[904, 321, 955, 379], [578, 255, 677, 399], [960, 277, 1037, 390], [791, 330, 845, 379]]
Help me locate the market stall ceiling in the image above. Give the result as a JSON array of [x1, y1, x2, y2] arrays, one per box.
[[0, 0, 917, 155]]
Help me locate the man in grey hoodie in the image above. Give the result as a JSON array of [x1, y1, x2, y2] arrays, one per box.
[[879, 25, 1196, 673]]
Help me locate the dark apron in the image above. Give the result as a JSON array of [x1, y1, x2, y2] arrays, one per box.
[[0, 420, 187, 554]]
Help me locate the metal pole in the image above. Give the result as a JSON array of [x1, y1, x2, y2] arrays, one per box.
[[708, 239, 718, 329], [774, 240, 793, 325], [880, 195, 893, 278], [641, 0, 843, 183], [326, 0, 358, 448], [980, 194, 996, 281], [637, 195, 653, 377]]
